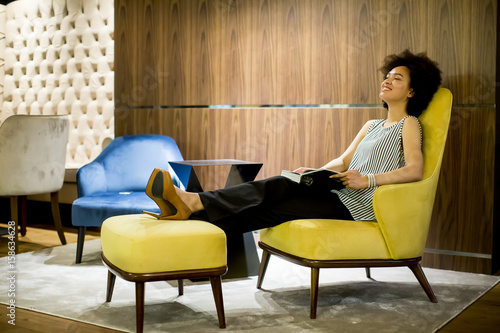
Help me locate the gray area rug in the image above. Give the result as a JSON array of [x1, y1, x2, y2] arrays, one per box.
[[1, 239, 499, 332]]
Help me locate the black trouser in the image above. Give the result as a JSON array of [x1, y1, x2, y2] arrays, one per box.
[[194, 176, 353, 235]]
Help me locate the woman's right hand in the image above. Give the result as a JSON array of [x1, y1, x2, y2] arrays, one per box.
[[292, 167, 315, 174]]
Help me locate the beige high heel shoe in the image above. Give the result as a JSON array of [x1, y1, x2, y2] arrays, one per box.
[[142, 168, 192, 220]]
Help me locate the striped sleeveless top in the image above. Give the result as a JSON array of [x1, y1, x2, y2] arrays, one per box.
[[332, 116, 421, 221]]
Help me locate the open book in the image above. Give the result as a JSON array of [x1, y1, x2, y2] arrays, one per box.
[[281, 168, 344, 189]]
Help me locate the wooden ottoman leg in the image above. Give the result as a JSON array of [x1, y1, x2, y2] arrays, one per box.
[[310, 267, 320, 319], [210, 276, 226, 329], [135, 282, 145, 333], [106, 271, 116, 302], [178, 279, 184, 295], [365, 267, 371, 279]]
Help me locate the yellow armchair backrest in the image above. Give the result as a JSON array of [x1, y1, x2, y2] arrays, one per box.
[[372, 88, 453, 259]]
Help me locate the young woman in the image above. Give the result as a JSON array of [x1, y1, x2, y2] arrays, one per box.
[[143, 50, 442, 235]]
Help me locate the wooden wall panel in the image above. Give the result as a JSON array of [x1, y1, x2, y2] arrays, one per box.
[[116, 106, 387, 183], [115, 0, 497, 106], [426, 0, 497, 105], [422, 253, 492, 274], [114, 0, 136, 108], [470, 0, 497, 105], [426, 0, 470, 104], [386, 0, 429, 56], [344, 0, 387, 104], [424, 107, 496, 271]]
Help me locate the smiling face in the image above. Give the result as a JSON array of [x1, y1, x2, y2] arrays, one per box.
[[379, 66, 414, 105]]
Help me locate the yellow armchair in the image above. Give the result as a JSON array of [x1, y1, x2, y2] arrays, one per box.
[[257, 88, 453, 319]]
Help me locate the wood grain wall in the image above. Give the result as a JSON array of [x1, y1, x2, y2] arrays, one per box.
[[114, 0, 498, 274]]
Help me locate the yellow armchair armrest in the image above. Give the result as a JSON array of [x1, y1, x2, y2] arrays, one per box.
[[373, 175, 439, 259]]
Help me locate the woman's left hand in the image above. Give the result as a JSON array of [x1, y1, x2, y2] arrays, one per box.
[[330, 170, 368, 189]]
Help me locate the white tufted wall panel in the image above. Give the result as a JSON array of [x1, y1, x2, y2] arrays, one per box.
[[0, 5, 5, 111], [0, 0, 114, 168]]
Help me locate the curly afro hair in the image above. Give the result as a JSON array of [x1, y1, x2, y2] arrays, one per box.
[[380, 50, 442, 117]]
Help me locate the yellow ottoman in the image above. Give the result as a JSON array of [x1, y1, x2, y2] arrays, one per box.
[[100, 214, 227, 332]]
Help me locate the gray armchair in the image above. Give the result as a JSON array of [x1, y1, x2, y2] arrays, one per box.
[[0, 115, 70, 248]]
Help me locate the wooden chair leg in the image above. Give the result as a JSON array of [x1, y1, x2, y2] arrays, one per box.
[[106, 271, 116, 302], [178, 279, 183, 295], [20, 196, 27, 237], [50, 191, 67, 245], [365, 267, 371, 279], [135, 282, 145, 333], [310, 267, 320, 319], [11, 196, 27, 238], [9, 196, 19, 254], [408, 264, 438, 303], [257, 249, 271, 289], [75, 226, 86, 263], [210, 276, 226, 329]]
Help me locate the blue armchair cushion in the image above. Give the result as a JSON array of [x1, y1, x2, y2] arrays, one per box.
[[72, 192, 161, 227], [72, 134, 184, 228]]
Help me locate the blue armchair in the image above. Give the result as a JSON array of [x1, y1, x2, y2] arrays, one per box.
[[72, 134, 184, 263]]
